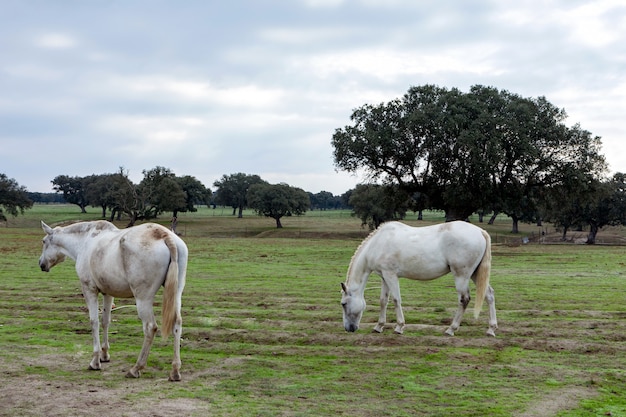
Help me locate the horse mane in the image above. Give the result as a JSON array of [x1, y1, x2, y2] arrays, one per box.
[[345, 226, 382, 284]]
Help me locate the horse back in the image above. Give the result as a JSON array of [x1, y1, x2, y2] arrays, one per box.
[[365, 221, 487, 280], [83, 223, 181, 298]]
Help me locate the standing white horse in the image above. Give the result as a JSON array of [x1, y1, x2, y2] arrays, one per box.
[[39, 220, 188, 381], [341, 221, 497, 336]]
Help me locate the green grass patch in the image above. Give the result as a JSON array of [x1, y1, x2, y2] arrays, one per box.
[[2, 206, 626, 415]]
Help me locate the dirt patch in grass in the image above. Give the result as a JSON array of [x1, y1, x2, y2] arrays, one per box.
[[0, 371, 208, 417], [514, 386, 598, 417]]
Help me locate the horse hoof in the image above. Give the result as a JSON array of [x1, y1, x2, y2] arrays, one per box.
[[125, 369, 141, 378], [444, 328, 455, 336], [486, 329, 497, 337], [88, 365, 101, 371], [394, 326, 404, 335], [168, 371, 182, 382], [372, 325, 384, 333]]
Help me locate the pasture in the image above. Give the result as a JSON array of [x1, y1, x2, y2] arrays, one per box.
[[1, 205, 626, 416]]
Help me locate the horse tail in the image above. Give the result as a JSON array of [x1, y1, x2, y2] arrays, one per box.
[[473, 229, 492, 319], [161, 234, 180, 340]]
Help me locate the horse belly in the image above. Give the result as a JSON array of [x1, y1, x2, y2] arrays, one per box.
[[379, 251, 450, 281], [87, 251, 136, 298], [88, 269, 134, 298], [399, 259, 450, 280]]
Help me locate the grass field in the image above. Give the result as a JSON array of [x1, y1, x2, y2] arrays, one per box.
[[1, 205, 626, 416]]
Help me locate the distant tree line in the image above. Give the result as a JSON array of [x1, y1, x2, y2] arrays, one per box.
[[2, 168, 320, 229], [46, 167, 210, 227], [332, 84, 624, 243], [27, 192, 65, 204], [1, 168, 348, 229]]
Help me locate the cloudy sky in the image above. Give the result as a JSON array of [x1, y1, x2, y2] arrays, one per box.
[[2, 0, 625, 195]]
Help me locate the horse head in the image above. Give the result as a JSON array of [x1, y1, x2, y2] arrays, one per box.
[[39, 221, 66, 272], [340, 282, 366, 332]]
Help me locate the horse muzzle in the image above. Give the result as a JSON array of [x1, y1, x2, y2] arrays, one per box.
[[39, 259, 50, 272], [344, 323, 359, 332]]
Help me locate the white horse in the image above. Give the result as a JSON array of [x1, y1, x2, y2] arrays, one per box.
[[39, 220, 188, 381], [341, 221, 497, 336]]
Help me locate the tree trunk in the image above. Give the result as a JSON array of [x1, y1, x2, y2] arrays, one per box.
[[101, 205, 107, 218], [109, 208, 117, 222], [275, 217, 283, 228], [488, 212, 498, 225], [126, 212, 137, 228], [586, 223, 599, 244], [417, 210, 423, 220], [444, 208, 472, 222], [238, 205, 244, 218], [511, 215, 519, 234]]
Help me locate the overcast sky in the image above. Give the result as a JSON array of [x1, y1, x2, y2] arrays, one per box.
[[2, 0, 625, 195]]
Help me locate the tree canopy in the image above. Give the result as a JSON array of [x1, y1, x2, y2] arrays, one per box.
[[213, 173, 266, 218], [541, 172, 626, 243], [247, 183, 310, 228], [308, 191, 345, 210], [349, 184, 411, 230], [52, 175, 89, 213], [0, 174, 33, 220], [175, 175, 212, 217], [332, 84, 607, 222]]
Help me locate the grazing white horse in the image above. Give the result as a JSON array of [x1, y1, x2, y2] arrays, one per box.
[[341, 221, 497, 336], [39, 220, 188, 381]]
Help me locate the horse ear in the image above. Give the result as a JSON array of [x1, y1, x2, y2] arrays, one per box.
[[340, 282, 348, 294], [41, 221, 53, 235]]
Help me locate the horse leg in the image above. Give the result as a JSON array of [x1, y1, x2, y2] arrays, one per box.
[[169, 308, 183, 381], [470, 274, 498, 337], [83, 289, 103, 371], [382, 273, 405, 334], [373, 279, 390, 333], [445, 277, 471, 336], [126, 299, 157, 378], [100, 295, 113, 363], [485, 285, 498, 337]]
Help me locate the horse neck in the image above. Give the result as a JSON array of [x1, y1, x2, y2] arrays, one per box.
[[55, 227, 94, 261], [345, 227, 382, 294], [345, 247, 370, 295]]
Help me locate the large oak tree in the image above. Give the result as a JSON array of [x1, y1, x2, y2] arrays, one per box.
[[52, 175, 89, 213], [332, 84, 606, 222]]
